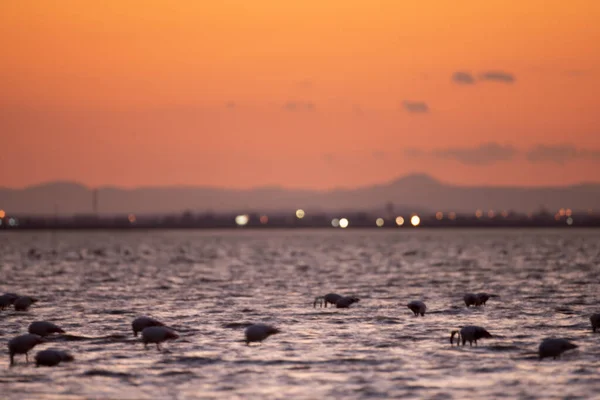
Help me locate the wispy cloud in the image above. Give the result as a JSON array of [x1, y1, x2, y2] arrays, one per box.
[[402, 101, 429, 113], [405, 143, 600, 165], [452, 71, 475, 85], [283, 101, 315, 112], [526, 144, 600, 164], [434, 142, 517, 165], [479, 71, 516, 83]]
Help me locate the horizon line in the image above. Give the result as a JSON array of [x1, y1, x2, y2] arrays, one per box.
[[2, 172, 600, 192]]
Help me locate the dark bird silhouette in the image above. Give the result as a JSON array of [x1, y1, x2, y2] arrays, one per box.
[[28, 321, 65, 337], [407, 300, 427, 316], [35, 350, 74, 367], [0, 293, 20, 310], [335, 296, 360, 308], [132, 316, 165, 337], [463, 293, 480, 307], [14, 296, 38, 311], [450, 326, 493, 346], [538, 338, 578, 360], [141, 326, 179, 351], [8, 334, 44, 365], [244, 324, 281, 345], [314, 293, 360, 308], [314, 293, 343, 308]]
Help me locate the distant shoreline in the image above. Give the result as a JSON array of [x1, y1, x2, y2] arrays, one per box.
[[1, 212, 597, 231]]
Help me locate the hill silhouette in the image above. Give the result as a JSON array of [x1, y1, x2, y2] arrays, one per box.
[[1, 174, 598, 215]]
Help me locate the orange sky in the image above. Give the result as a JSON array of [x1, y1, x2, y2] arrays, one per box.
[[1, 0, 599, 189]]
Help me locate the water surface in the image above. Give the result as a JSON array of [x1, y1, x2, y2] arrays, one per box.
[[1, 229, 599, 399]]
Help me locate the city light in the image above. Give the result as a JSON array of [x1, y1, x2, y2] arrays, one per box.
[[128, 214, 136, 223], [331, 218, 340, 227], [235, 214, 249, 226], [501, 210, 509, 218], [566, 208, 572, 217], [0, 209, 5, 219], [487, 210, 495, 218], [260, 215, 269, 224], [448, 212, 456, 220], [435, 212, 443, 220], [395, 216, 405, 226], [376, 218, 384, 227], [339, 218, 349, 228], [8, 218, 17, 227], [295, 209, 305, 219], [410, 215, 420, 227], [567, 217, 574, 225], [559, 208, 566, 216], [475, 209, 483, 218]]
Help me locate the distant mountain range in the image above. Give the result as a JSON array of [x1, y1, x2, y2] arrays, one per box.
[[1, 174, 599, 215]]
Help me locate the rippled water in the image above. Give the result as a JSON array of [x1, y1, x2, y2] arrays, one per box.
[[1, 229, 600, 399]]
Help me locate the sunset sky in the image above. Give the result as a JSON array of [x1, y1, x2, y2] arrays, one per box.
[[1, 0, 599, 189]]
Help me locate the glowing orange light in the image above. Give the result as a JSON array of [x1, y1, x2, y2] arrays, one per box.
[[475, 209, 483, 218], [235, 215, 249, 226], [410, 215, 420, 227], [559, 208, 566, 216], [395, 216, 405, 226], [128, 214, 136, 223], [501, 210, 509, 218], [487, 210, 495, 218], [260, 215, 269, 224], [435, 212, 443, 220], [0, 210, 5, 219], [448, 212, 456, 220], [565, 209, 572, 217]]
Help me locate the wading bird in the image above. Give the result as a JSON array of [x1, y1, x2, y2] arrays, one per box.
[[314, 293, 360, 308], [450, 326, 493, 347], [132, 316, 165, 337], [314, 293, 343, 308], [14, 296, 38, 311], [35, 350, 74, 367], [407, 300, 427, 316], [0, 293, 20, 310], [335, 296, 360, 308], [141, 326, 179, 351], [538, 338, 578, 360], [8, 334, 44, 365], [244, 324, 281, 345], [463, 293, 480, 307], [28, 321, 65, 337]]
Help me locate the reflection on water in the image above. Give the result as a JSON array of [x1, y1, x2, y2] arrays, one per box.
[[1, 229, 600, 399]]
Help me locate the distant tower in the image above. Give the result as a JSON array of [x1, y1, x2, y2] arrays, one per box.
[[92, 189, 99, 215]]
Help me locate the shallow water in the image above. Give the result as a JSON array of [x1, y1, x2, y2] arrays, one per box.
[[1, 229, 599, 399]]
